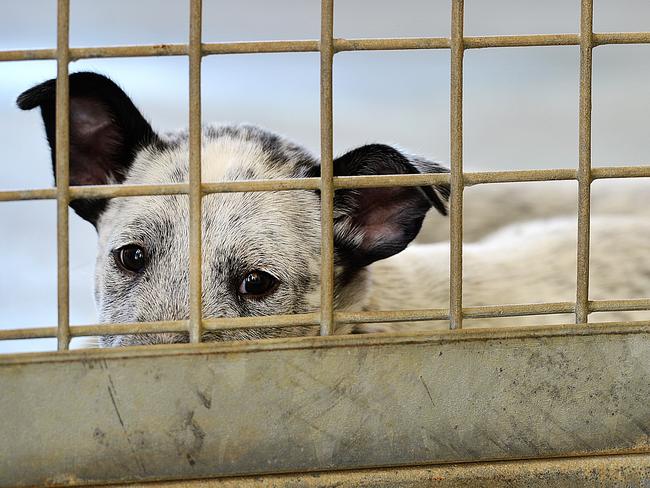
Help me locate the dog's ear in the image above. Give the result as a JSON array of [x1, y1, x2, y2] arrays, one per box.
[[329, 144, 450, 267], [17, 72, 160, 226]]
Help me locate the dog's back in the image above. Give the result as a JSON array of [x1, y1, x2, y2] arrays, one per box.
[[354, 214, 650, 333]]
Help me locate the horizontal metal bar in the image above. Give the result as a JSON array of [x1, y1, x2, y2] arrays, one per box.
[[4, 298, 650, 342], [71, 44, 188, 59], [0, 313, 320, 341], [203, 313, 320, 330], [464, 302, 576, 318], [0, 48, 56, 61], [464, 33, 579, 48], [338, 303, 577, 323], [337, 309, 449, 323], [463, 168, 577, 185], [2, 32, 650, 63], [335, 37, 450, 51], [0, 327, 59, 340], [590, 298, 650, 312], [204, 40, 319, 55], [591, 165, 650, 179], [0, 188, 58, 201], [202, 178, 322, 192], [593, 31, 650, 45], [3, 322, 650, 364], [463, 166, 650, 185], [2, 166, 649, 203]]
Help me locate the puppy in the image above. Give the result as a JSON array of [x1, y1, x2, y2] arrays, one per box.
[[18, 72, 650, 345]]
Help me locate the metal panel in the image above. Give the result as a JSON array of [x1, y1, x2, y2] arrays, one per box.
[[1, 324, 649, 486]]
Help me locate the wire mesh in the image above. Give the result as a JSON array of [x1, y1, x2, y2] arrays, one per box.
[[1, 0, 650, 347]]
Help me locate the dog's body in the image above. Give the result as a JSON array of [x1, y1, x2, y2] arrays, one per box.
[[361, 215, 650, 332], [18, 72, 649, 346]]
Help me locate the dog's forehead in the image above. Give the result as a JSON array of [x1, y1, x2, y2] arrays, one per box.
[[128, 123, 317, 185]]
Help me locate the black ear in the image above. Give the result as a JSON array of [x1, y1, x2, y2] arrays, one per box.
[[17, 72, 160, 226], [331, 144, 450, 267]]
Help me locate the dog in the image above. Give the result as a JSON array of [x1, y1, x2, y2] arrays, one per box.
[[18, 72, 650, 346]]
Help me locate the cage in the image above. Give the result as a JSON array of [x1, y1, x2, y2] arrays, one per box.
[[1, 0, 650, 485]]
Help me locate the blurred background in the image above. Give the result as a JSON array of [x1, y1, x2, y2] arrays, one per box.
[[0, 0, 648, 352]]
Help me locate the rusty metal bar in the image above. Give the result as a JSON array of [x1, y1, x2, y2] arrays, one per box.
[[9, 296, 650, 341], [591, 165, 650, 179], [204, 40, 318, 55], [55, 0, 71, 351], [335, 37, 449, 51], [0, 314, 320, 342], [449, 0, 464, 330], [589, 298, 650, 312], [3, 320, 650, 354], [463, 302, 575, 319], [575, 0, 594, 324], [188, 0, 203, 344], [3, 32, 650, 63], [0, 327, 59, 341], [463, 168, 576, 185], [319, 0, 335, 336], [3, 166, 650, 203], [593, 31, 650, 45], [464, 33, 579, 48]]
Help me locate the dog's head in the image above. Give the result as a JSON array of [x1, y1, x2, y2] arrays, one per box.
[[18, 72, 449, 346]]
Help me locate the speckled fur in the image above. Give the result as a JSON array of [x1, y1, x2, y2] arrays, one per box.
[[95, 125, 650, 346], [355, 215, 650, 333], [95, 125, 331, 346]]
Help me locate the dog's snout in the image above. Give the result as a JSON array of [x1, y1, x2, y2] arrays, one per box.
[[113, 332, 190, 347]]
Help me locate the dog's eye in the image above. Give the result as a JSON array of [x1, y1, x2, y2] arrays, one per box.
[[238, 271, 279, 297], [114, 245, 148, 274]]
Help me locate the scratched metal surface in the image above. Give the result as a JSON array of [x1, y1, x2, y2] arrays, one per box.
[[1, 324, 650, 486]]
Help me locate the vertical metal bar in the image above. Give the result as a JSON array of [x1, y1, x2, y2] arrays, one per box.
[[55, 0, 71, 351], [188, 0, 203, 343], [319, 0, 335, 336], [576, 0, 593, 324], [449, 0, 465, 330]]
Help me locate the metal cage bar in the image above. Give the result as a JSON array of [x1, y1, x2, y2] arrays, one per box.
[[319, 0, 335, 336], [575, 0, 594, 324], [6, 297, 650, 341], [449, 0, 464, 330], [188, 0, 203, 343], [55, 0, 71, 351], [4, 166, 650, 203], [3, 32, 650, 62]]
